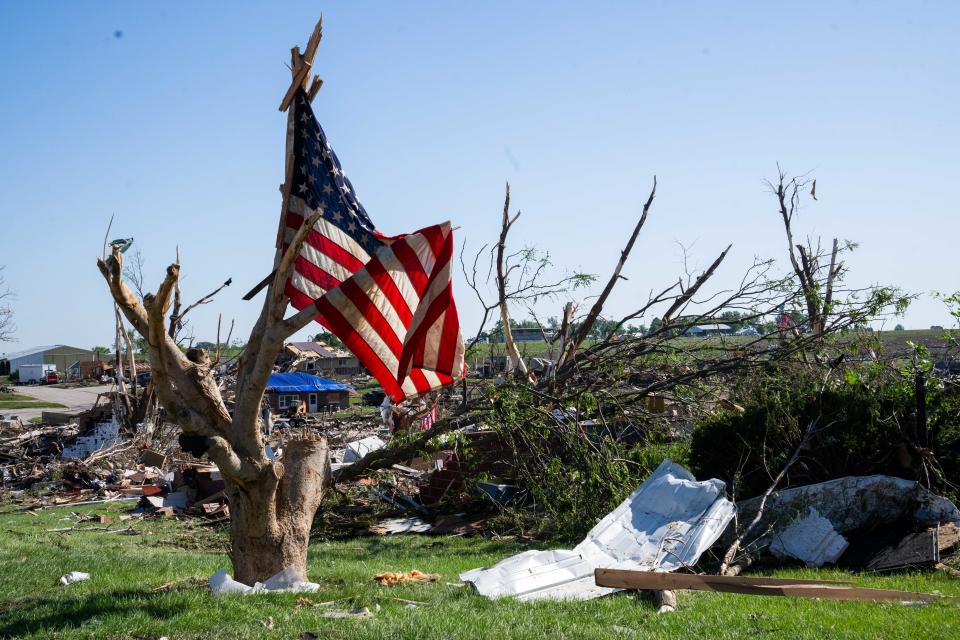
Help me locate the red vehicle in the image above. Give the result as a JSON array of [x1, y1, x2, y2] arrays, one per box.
[[42, 371, 59, 385]]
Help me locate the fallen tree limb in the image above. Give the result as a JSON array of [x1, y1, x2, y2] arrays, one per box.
[[333, 408, 488, 483], [719, 414, 822, 575]]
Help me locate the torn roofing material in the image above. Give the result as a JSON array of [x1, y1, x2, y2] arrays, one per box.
[[460, 460, 735, 601]]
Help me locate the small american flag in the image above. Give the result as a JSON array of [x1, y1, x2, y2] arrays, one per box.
[[282, 89, 465, 402], [419, 405, 438, 431]]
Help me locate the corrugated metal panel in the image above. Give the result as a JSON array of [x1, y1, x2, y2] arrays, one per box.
[[460, 460, 735, 601]]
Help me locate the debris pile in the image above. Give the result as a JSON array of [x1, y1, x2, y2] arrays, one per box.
[[727, 474, 960, 572], [460, 460, 735, 600]]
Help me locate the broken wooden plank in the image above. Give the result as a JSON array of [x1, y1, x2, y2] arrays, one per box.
[[279, 16, 324, 111], [938, 522, 960, 552], [594, 569, 955, 603], [841, 523, 960, 572]]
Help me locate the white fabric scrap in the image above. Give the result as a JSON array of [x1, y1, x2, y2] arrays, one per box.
[[460, 459, 735, 601], [59, 571, 90, 585], [769, 507, 849, 566], [342, 436, 386, 463], [209, 566, 320, 596], [380, 395, 394, 429]]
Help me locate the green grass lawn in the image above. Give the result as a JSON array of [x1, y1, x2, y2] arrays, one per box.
[[0, 392, 36, 401], [0, 502, 957, 639], [0, 391, 66, 410]]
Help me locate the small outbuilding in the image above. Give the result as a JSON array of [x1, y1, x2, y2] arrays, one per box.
[[264, 372, 353, 414]]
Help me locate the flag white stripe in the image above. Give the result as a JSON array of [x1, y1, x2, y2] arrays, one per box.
[[284, 227, 354, 283], [351, 268, 409, 343], [324, 287, 417, 398], [421, 369, 442, 390], [404, 232, 438, 275], [291, 271, 326, 300], [375, 244, 422, 316], [287, 196, 370, 263]]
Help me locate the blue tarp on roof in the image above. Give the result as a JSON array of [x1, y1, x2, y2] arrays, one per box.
[[266, 372, 353, 393]]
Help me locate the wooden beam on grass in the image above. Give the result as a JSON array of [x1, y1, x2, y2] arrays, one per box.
[[594, 569, 955, 603]]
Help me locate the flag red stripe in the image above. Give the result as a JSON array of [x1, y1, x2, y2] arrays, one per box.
[[364, 257, 414, 325], [293, 255, 341, 293], [316, 296, 403, 400], [338, 278, 404, 357], [431, 232, 458, 373], [408, 367, 430, 395], [286, 282, 331, 330], [437, 302, 460, 374], [285, 211, 367, 272], [397, 283, 452, 382], [419, 224, 445, 260], [389, 239, 429, 295]]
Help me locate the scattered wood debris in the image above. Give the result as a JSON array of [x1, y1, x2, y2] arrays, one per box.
[[373, 570, 440, 586]]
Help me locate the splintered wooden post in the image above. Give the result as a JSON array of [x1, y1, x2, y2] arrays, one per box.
[[242, 15, 324, 302], [279, 15, 323, 112], [307, 75, 324, 101], [653, 589, 676, 613]]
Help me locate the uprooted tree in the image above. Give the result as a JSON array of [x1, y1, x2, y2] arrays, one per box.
[[97, 19, 335, 584], [435, 171, 910, 538]]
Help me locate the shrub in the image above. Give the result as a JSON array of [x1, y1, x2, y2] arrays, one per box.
[[483, 383, 684, 541], [689, 364, 960, 502]]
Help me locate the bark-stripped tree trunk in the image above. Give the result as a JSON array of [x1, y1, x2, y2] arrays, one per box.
[[496, 183, 529, 378], [96, 18, 333, 585]]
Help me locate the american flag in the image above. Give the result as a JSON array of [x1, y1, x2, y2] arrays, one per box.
[[281, 89, 465, 402], [419, 405, 438, 431]]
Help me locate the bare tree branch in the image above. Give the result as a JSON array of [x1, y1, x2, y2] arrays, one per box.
[[561, 177, 656, 365], [496, 183, 529, 377]]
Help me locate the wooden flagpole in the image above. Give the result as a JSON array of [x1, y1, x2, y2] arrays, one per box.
[[242, 15, 324, 301]]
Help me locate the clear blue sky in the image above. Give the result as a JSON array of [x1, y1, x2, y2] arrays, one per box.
[[1, 1, 957, 352]]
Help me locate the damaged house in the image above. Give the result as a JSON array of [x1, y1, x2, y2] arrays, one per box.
[[278, 341, 365, 377], [263, 372, 353, 413]]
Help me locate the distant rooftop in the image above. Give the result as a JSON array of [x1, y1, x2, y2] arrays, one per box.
[[0, 345, 62, 360], [690, 324, 733, 332]]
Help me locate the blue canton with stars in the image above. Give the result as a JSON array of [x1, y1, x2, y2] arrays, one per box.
[[290, 89, 380, 253]]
